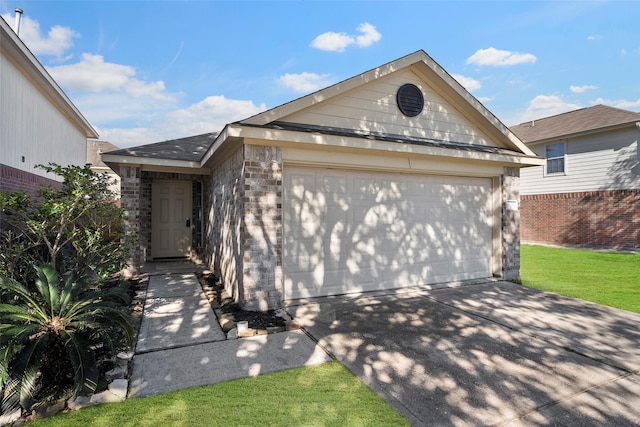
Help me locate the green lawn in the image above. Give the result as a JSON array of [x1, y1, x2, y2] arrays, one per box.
[[30, 361, 409, 427], [520, 244, 640, 314]]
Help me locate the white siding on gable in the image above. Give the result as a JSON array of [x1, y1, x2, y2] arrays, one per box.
[[521, 127, 640, 194], [281, 69, 497, 147], [1, 50, 87, 181]]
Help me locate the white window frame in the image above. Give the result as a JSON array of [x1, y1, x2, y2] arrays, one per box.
[[544, 141, 566, 176]]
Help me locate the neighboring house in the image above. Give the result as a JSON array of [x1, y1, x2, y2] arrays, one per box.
[[0, 16, 98, 197], [103, 50, 543, 311], [511, 105, 640, 250], [87, 140, 121, 199]]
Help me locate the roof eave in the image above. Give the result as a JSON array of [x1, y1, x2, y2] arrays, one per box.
[[101, 153, 204, 170], [212, 124, 545, 167], [523, 120, 640, 146]]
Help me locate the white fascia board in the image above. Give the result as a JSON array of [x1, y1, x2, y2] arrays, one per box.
[[200, 125, 229, 166], [0, 19, 98, 138], [101, 153, 203, 169], [230, 125, 546, 167]]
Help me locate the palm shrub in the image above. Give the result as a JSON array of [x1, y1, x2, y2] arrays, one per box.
[[0, 265, 134, 416]]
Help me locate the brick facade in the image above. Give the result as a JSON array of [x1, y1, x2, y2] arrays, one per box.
[[501, 167, 521, 282], [210, 147, 245, 306], [119, 166, 141, 275], [209, 145, 283, 311], [119, 149, 525, 311], [0, 163, 62, 197], [242, 145, 283, 310], [521, 189, 640, 250]]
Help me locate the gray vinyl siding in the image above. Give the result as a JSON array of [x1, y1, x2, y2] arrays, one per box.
[[520, 127, 640, 195]]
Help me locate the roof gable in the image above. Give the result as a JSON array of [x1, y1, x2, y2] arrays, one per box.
[[241, 50, 533, 156], [510, 105, 640, 144]]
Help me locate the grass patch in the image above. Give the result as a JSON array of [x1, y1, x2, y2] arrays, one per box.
[[521, 245, 640, 314], [30, 361, 409, 427]]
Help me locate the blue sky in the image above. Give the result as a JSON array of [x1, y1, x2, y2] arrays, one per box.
[[2, 1, 639, 148]]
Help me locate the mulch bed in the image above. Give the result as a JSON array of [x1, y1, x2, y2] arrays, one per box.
[[196, 271, 289, 333]]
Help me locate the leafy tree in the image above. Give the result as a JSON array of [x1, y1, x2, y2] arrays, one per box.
[[0, 163, 131, 282], [0, 265, 134, 415]]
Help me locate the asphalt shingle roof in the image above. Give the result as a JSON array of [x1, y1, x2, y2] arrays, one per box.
[[104, 132, 218, 162], [509, 105, 640, 144]]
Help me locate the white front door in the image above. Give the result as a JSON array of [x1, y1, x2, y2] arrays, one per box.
[[151, 180, 192, 259], [283, 167, 494, 300]]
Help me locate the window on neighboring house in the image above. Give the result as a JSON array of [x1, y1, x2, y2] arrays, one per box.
[[545, 142, 565, 174]]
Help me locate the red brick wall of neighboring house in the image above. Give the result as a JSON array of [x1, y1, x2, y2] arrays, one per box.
[[521, 189, 640, 250], [0, 163, 62, 197]]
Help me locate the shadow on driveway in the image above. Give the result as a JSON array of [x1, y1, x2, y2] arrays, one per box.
[[289, 281, 640, 426]]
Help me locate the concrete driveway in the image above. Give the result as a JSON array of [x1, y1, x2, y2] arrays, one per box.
[[288, 281, 640, 426]]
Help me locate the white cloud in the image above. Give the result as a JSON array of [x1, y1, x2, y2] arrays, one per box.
[[590, 97, 640, 109], [47, 54, 174, 101], [466, 47, 537, 67], [311, 22, 381, 52], [354, 23, 382, 48], [1, 13, 78, 58], [279, 72, 332, 93], [96, 127, 166, 149], [477, 96, 494, 103], [570, 85, 598, 93], [92, 95, 267, 148], [516, 95, 582, 123], [451, 74, 481, 92], [165, 95, 266, 137], [587, 35, 602, 41]]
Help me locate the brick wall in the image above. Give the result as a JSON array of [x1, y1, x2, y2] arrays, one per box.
[[502, 167, 521, 282], [242, 145, 283, 310], [119, 166, 141, 275], [208, 144, 283, 311], [0, 163, 61, 197], [210, 147, 245, 306], [521, 189, 640, 250]]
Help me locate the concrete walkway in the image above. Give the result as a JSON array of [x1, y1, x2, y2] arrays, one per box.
[[128, 267, 330, 398]]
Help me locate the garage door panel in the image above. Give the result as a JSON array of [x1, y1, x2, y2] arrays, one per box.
[[284, 167, 493, 300]]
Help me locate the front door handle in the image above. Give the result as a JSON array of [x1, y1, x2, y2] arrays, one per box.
[[186, 218, 191, 227]]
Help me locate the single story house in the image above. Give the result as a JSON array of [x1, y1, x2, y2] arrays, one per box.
[[511, 105, 640, 250], [103, 50, 544, 311]]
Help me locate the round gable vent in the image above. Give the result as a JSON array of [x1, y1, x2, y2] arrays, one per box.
[[396, 83, 424, 117]]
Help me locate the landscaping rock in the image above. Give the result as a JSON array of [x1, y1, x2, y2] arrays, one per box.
[[226, 327, 238, 340], [91, 388, 125, 404], [117, 351, 134, 361], [32, 398, 66, 419], [0, 409, 21, 425], [237, 328, 256, 338], [219, 314, 237, 332], [67, 394, 94, 411], [109, 379, 129, 398], [105, 363, 128, 381], [285, 319, 301, 331]]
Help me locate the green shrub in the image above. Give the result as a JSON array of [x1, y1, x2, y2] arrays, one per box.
[[0, 163, 131, 283], [0, 265, 134, 415]]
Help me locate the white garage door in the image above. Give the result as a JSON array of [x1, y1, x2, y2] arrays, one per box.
[[283, 167, 494, 300]]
